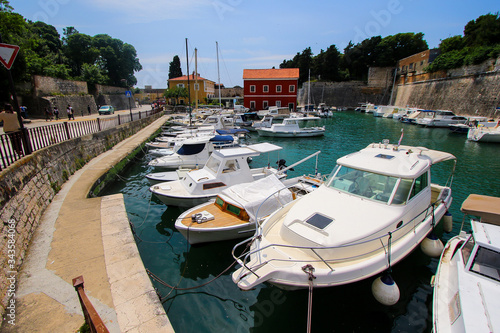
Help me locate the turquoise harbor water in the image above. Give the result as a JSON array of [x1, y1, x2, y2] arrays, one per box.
[[103, 111, 500, 332]]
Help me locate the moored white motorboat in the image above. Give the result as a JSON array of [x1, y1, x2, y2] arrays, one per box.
[[175, 172, 323, 244], [148, 135, 237, 169], [150, 143, 284, 208], [416, 110, 467, 127], [232, 141, 455, 292], [257, 118, 325, 138], [432, 194, 500, 332], [467, 122, 500, 142], [145, 168, 191, 185]]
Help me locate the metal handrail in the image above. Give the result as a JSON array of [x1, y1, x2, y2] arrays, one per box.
[[0, 108, 163, 170]]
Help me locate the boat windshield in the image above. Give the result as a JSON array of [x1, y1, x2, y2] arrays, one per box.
[[326, 165, 408, 204], [176, 143, 206, 156], [469, 244, 500, 282], [205, 156, 221, 173]]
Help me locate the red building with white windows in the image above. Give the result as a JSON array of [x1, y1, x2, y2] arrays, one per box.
[[243, 68, 299, 111]]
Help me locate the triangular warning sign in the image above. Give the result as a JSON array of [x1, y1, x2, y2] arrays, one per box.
[[0, 43, 20, 70]]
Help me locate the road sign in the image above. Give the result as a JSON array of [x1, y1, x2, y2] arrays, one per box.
[[0, 43, 20, 70], [125, 90, 132, 98]]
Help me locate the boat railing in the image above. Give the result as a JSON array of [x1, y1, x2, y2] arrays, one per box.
[[232, 197, 449, 278]]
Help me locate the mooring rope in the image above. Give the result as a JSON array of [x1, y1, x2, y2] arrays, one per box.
[[302, 264, 316, 333]]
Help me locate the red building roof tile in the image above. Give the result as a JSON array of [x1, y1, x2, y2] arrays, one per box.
[[243, 68, 299, 80]]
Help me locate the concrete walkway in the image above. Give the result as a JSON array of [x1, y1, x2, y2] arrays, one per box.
[[4, 115, 174, 332]]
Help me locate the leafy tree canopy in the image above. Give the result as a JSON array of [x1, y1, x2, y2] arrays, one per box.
[[0, 5, 142, 96]]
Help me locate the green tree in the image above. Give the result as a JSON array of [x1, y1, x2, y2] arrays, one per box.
[[0, 0, 13, 12], [169, 55, 183, 79], [439, 35, 464, 53], [463, 13, 500, 47], [63, 32, 98, 77], [164, 86, 187, 105], [280, 47, 313, 85]]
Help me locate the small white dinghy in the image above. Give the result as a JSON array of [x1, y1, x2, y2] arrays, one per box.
[[432, 194, 500, 332]]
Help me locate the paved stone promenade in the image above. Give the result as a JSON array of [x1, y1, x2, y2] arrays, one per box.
[[2, 115, 174, 332]]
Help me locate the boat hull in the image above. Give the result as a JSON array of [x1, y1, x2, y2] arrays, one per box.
[[233, 193, 452, 290], [257, 129, 325, 138], [432, 236, 465, 332]]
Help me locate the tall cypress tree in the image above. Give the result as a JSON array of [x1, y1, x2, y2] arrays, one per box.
[[169, 55, 183, 79]]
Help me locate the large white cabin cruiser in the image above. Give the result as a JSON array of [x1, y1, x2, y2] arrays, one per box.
[[150, 143, 284, 208], [416, 110, 467, 128], [432, 194, 500, 332], [232, 141, 455, 290], [257, 118, 325, 138]]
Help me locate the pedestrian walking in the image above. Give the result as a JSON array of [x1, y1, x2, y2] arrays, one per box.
[[53, 106, 59, 120], [44, 107, 53, 121], [88, 105, 91, 115], [0, 103, 23, 156], [20, 105, 28, 119], [80, 108, 84, 117], [67, 105, 74, 120]]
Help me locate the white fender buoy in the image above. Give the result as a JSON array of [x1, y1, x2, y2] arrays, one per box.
[[420, 232, 444, 257], [443, 211, 453, 233], [372, 273, 400, 306]]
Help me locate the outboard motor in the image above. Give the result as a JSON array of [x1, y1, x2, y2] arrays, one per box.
[[277, 159, 294, 172]]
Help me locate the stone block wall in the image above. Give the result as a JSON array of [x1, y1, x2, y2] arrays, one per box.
[[394, 71, 500, 117], [0, 113, 162, 317], [297, 81, 392, 108], [367, 67, 395, 87], [33, 76, 88, 97]]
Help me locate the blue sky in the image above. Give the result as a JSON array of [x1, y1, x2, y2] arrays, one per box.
[[10, 0, 499, 88]]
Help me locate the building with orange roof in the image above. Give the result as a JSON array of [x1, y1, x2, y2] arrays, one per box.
[[168, 72, 216, 105], [243, 68, 299, 111]]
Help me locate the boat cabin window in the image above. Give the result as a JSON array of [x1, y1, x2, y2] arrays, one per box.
[[408, 172, 428, 200], [205, 156, 221, 173], [176, 143, 206, 156], [223, 159, 239, 173], [461, 235, 475, 269], [326, 165, 398, 203], [470, 246, 500, 281]]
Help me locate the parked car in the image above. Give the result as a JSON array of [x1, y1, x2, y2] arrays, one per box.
[[98, 105, 114, 115]]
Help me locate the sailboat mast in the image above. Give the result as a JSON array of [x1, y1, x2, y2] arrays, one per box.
[[185, 38, 192, 126], [216, 41, 221, 109], [195, 48, 198, 111], [307, 69, 311, 113]]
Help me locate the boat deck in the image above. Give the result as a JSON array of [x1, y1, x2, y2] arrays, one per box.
[[179, 203, 248, 229]]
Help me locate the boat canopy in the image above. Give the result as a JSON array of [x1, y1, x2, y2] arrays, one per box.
[[247, 142, 283, 154], [219, 174, 293, 222], [366, 143, 456, 165], [216, 129, 249, 135], [209, 135, 234, 142], [461, 194, 500, 226]]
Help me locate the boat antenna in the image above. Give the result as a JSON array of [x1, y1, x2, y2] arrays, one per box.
[[185, 38, 192, 126]]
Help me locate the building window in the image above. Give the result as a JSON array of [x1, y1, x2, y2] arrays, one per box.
[[250, 85, 256, 93], [177, 83, 185, 88], [276, 101, 281, 107], [250, 101, 256, 110], [263, 101, 268, 109], [276, 85, 282, 93], [194, 83, 199, 91], [289, 85, 295, 93], [263, 85, 269, 93]]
